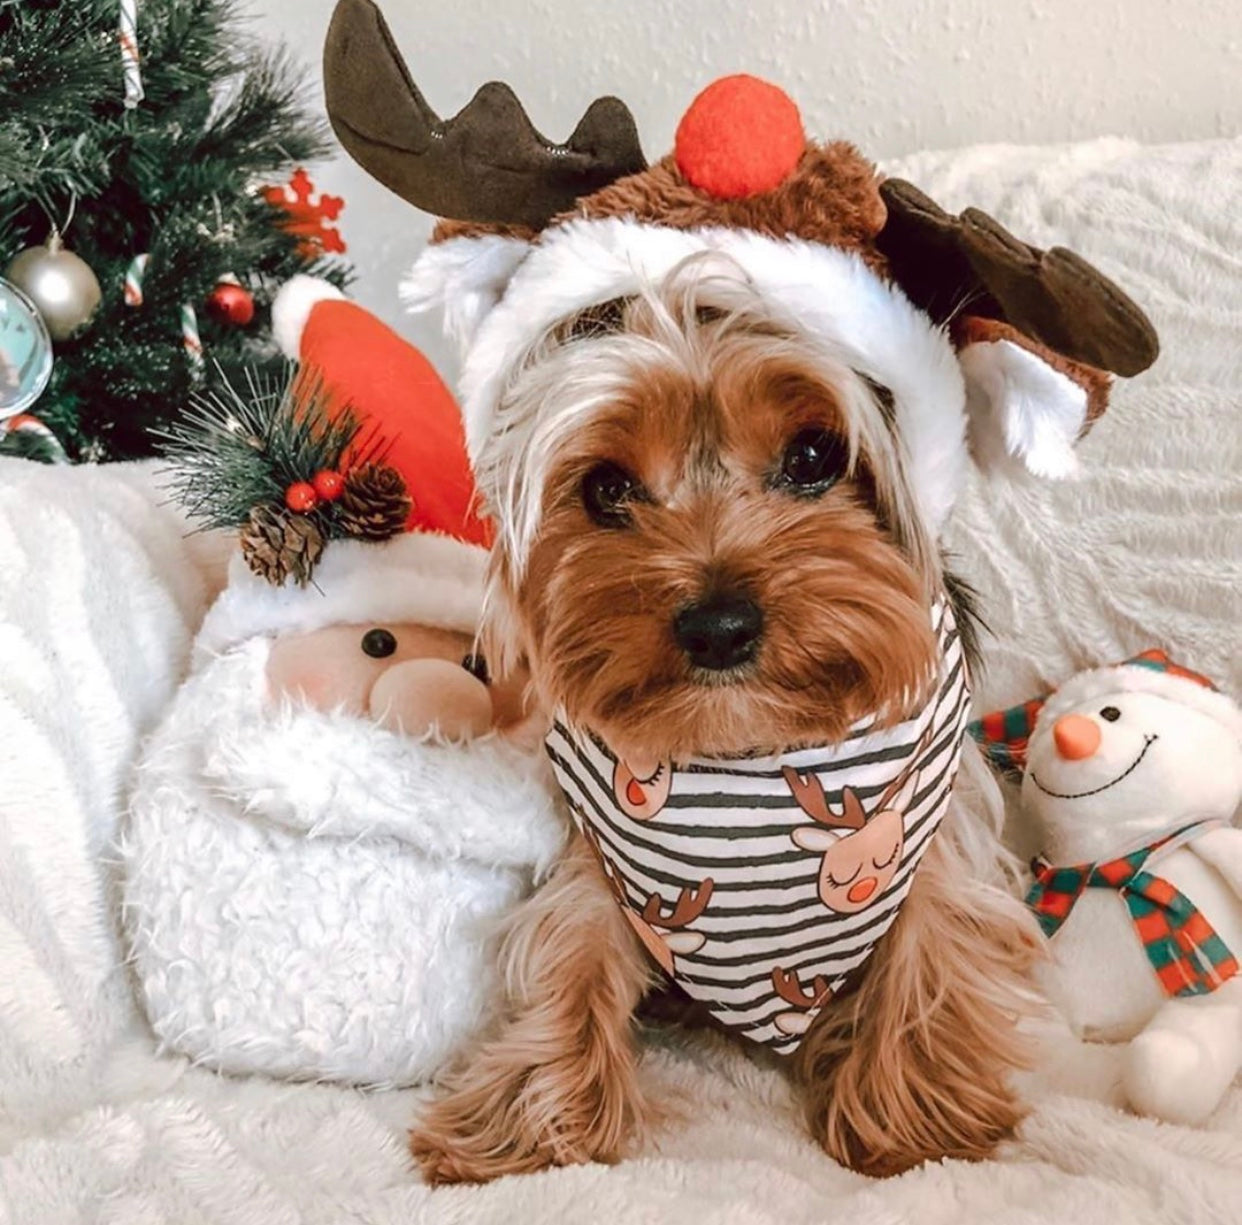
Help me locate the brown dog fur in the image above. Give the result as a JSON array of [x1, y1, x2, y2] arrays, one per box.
[[411, 264, 1041, 1183]]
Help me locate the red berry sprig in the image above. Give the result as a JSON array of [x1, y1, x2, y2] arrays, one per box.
[[312, 469, 345, 501], [285, 481, 318, 513]]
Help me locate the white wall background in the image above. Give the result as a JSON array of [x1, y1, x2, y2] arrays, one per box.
[[242, 0, 1242, 370]]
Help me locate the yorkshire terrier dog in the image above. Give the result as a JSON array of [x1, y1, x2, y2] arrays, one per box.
[[323, 0, 1158, 1183], [407, 265, 1041, 1180]]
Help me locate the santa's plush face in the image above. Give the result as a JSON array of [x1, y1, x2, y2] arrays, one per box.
[[266, 622, 535, 742], [1022, 687, 1242, 863]]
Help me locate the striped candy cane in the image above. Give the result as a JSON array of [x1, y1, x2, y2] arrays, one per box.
[[120, 0, 145, 108], [181, 303, 204, 373], [124, 253, 150, 306], [0, 415, 68, 463]]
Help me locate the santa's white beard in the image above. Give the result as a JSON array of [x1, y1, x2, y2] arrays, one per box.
[[121, 636, 567, 1088]]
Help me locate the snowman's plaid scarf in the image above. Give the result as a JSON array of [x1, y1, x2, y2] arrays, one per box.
[[1027, 823, 1239, 997]]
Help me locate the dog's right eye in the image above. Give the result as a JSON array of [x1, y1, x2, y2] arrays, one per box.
[[582, 461, 642, 527], [778, 428, 849, 494]]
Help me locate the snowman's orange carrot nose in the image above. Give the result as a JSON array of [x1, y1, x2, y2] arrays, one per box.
[[1053, 714, 1101, 760]]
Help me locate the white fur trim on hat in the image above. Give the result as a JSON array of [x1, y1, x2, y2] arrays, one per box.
[[402, 234, 531, 355], [1036, 663, 1242, 745], [408, 218, 967, 537], [271, 275, 347, 360], [959, 337, 1090, 479], [195, 532, 487, 661]]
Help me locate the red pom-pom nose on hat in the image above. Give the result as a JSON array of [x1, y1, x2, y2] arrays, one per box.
[[675, 74, 805, 200]]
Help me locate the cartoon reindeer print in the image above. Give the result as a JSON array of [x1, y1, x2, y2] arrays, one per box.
[[770, 965, 835, 1036], [612, 753, 673, 820], [581, 823, 713, 975], [782, 730, 932, 914]]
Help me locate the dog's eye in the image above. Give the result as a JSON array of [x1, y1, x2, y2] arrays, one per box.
[[361, 628, 397, 658], [582, 461, 643, 527], [1100, 706, 1121, 722], [778, 429, 848, 493], [462, 653, 490, 684]]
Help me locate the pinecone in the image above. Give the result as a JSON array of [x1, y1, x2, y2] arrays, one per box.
[[336, 463, 412, 541], [240, 504, 325, 587]]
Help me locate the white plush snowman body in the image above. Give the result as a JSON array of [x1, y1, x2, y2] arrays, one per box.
[[1020, 659, 1242, 1124]]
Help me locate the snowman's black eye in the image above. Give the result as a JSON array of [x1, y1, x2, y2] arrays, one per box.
[[361, 628, 397, 658], [1100, 706, 1121, 722], [462, 653, 490, 684]]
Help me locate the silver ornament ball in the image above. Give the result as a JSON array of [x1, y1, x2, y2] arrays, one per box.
[[5, 232, 102, 341]]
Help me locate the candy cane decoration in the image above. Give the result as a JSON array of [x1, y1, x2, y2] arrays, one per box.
[[120, 0, 145, 108], [124, 253, 150, 307], [180, 303, 204, 373], [0, 415, 67, 463]]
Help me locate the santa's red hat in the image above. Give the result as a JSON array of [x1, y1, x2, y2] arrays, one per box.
[[195, 276, 491, 657]]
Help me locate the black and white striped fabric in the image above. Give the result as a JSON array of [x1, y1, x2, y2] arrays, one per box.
[[546, 598, 971, 1053]]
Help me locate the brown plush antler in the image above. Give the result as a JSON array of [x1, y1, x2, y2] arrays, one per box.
[[876, 178, 1159, 377], [323, 0, 647, 228]]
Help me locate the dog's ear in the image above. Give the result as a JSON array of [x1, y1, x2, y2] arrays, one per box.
[[402, 232, 532, 352], [954, 315, 1113, 478]]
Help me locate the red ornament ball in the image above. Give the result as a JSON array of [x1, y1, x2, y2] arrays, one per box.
[[674, 74, 805, 200], [206, 280, 256, 326], [284, 481, 319, 513], [312, 469, 345, 501]]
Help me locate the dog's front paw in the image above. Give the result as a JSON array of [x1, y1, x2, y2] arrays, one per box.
[[410, 1054, 639, 1185]]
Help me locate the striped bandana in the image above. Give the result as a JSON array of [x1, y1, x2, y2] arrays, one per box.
[[1027, 822, 1239, 997], [546, 598, 971, 1053]]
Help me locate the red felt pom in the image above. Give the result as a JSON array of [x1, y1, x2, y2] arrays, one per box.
[[284, 481, 319, 513], [206, 280, 256, 326], [674, 74, 805, 200], [312, 469, 345, 501]]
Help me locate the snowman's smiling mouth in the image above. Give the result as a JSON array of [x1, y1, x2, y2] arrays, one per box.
[[1032, 734, 1158, 799]]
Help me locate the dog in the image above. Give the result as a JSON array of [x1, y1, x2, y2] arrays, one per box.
[[322, 0, 1159, 1181], [403, 263, 1042, 1181]]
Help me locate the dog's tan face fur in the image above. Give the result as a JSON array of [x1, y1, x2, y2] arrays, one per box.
[[497, 288, 938, 762]]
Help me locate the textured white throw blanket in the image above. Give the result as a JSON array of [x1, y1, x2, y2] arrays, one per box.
[[2, 138, 1241, 1223]]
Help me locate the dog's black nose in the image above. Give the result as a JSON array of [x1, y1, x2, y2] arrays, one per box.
[[673, 594, 764, 670]]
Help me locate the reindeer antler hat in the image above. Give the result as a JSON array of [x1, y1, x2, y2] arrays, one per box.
[[324, 0, 1157, 551]]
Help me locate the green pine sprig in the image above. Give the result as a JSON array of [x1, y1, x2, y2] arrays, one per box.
[[158, 362, 384, 536]]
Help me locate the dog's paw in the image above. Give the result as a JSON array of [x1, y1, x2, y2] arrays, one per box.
[[410, 1055, 638, 1185], [409, 1120, 551, 1185]]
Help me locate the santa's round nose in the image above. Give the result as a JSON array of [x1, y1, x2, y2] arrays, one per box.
[[1053, 714, 1101, 760], [847, 877, 878, 904]]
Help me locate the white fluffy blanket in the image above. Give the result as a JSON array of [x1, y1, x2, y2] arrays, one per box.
[[2, 137, 1241, 1223]]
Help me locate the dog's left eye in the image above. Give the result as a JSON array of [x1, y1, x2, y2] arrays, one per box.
[[582, 461, 644, 527], [778, 429, 849, 493]]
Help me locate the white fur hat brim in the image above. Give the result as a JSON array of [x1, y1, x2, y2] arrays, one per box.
[[195, 532, 487, 662], [1035, 662, 1242, 744], [406, 216, 968, 534]]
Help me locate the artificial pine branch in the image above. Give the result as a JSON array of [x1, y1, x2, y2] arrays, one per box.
[[0, 0, 352, 463], [158, 364, 367, 533]]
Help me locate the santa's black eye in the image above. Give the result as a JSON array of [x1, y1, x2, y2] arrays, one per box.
[[778, 428, 849, 494], [582, 461, 643, 527], [462, 653, 490, 684], [1100, 706, 1121, 722], [361, 628, 397, 658]]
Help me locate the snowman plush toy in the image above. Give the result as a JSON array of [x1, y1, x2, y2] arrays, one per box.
[[974, 651, 1242, 1124]]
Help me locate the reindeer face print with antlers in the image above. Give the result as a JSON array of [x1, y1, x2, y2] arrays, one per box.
[[783, 733, 929, 914]]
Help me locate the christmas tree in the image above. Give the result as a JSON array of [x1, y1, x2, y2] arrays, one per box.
[[0, 0, 349, 462]]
